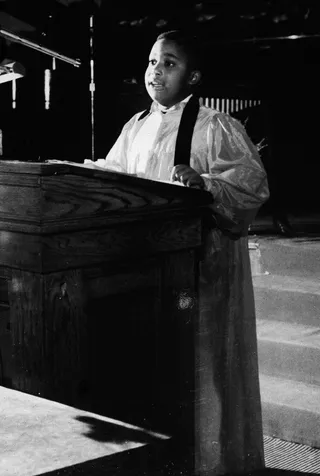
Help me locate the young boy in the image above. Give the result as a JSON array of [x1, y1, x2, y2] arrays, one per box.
[[86, 30, 269, 474]]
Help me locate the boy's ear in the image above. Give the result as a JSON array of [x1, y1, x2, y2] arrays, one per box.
[[188, 70, 202, 86]]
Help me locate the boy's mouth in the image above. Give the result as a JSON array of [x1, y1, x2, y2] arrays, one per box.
[[149, 81, 165, 90]]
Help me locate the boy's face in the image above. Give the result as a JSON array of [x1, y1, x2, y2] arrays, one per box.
[[145, 39, 196, 108]]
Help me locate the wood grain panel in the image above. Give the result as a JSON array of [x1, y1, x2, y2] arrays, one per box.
[[0, 184, 41, 219], [0, 230, 42, 272], [40, 168, 212, 220], [0, 215, 201, 273], [9, 268, 88, 404], [40, 216, 202, 273], [0, 161, 55, 175], [0, 208, 205, 234], [8, 270, 45, 395], [0, 161, 212, 234], [0, 173, 40, 187], [0, 275, 13, 386], [41, 175, 168, 219], [42, 269, 88, 404], [84, 262, 160, 300], [0, 220, 201, 275]]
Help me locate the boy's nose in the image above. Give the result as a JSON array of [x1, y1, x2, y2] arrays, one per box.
[[153, 64, 162, 75]]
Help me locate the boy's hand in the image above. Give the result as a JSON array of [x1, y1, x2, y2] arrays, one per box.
[[170, 165, 205, 189]]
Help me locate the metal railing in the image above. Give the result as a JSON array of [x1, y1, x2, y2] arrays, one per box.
[[200, 97, 261, 114]]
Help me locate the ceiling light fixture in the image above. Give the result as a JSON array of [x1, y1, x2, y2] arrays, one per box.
[[0, 59, 25, 84]]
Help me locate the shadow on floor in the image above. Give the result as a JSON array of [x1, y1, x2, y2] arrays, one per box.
[[74, 415, 166, 445]]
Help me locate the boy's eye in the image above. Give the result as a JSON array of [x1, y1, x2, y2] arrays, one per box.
[[148, 59, 175, 67]]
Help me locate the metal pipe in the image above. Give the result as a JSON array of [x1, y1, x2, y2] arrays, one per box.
[[0, 28, 81, 67]]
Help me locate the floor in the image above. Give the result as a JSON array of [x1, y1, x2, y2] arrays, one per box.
[[264, 436, 320, 475], [0, 385, 169, 476]]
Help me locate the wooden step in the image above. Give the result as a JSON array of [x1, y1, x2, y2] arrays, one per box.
[[253, 274, 320, 328], [257, 319, 320, 386], [260, 374, 320, 448], [249, 236, 320, 279]]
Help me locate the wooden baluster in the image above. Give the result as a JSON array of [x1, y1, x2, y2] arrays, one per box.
[[12, 79, 16, 109], [44, 69, 51, 110]]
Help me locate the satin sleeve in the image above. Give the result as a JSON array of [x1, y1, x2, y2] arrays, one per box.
[[103, 118, 135, 172], [201, 113, 270, 234]]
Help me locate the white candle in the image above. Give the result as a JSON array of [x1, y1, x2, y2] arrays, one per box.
[[44, 69, 51, 110], [12, 79, 16, 109]]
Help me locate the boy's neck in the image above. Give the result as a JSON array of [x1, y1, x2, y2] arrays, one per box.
[[156, 94, 193, 112]]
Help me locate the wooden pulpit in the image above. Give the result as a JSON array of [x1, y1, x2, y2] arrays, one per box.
[[0, 160, 213, 473]]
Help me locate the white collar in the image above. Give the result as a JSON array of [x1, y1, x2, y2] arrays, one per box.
[[151, 94, 193, 114]]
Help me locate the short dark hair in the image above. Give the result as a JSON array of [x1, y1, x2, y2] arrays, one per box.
[[156, 30, 203, 71]]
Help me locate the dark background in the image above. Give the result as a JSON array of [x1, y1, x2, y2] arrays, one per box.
[[1, 0, 320, 212]]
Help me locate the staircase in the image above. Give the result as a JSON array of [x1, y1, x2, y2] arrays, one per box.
[[250, 235, 320, 448]]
